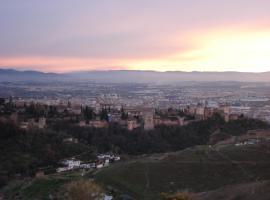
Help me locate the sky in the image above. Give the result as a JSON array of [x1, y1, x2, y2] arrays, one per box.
[[0, 0, 270, 73]]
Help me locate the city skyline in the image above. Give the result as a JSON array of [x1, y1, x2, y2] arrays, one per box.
[[1, 0, 270, 73]]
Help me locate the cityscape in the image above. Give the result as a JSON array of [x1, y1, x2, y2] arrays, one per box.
[[1, 80, 270, 130], [1, 1, 270, 200]]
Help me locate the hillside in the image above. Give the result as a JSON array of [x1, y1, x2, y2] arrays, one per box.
[[0, 69, 60, 82], [196, 180, 270, 200], [95, 142, 270, 199], [68, 70, 270, 83], [1, 133, 270, 199]]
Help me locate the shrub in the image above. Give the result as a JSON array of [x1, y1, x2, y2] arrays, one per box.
[[161, 192, 194, 200], [61, 180, 104, 200]]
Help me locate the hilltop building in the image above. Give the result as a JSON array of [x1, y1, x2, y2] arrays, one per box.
[[143, 109, 154, 130]]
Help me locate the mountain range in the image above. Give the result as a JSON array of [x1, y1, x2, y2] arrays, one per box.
[[0, 68, 270, 83]]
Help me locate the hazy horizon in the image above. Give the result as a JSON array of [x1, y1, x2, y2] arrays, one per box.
[[1, 68, 270, 74], [1, 67, 270, 83]]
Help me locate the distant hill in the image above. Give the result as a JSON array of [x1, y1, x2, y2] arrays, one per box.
[[0, 69, 60, 82], [1, 68, 270, 83], [68, 70, 270, 83]]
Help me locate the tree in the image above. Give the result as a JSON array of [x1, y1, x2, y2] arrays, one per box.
[[121, 112, 128, 120], [83, 106, 94, 121], [100, 109, 108, 121]]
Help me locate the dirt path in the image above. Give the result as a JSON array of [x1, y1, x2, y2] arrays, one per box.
[[143, 163, 150, 199], [145, 164, 150, 189]]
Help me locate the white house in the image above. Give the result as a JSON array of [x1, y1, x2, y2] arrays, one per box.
[[114, 156, 121, 161], [57, 167, 70, 173], [96, 163, 104, 169], [62, 159, 81, 169], [80, 163, 96, 169]]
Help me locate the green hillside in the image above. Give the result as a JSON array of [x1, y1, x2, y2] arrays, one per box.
[[95, 143, 270, 199], [196, 180, 270, 200]]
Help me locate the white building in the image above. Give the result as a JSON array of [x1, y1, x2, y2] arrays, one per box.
[[38, 117, 46, 129], [96, 163, 104, 169], [62, 159, 81, 169]]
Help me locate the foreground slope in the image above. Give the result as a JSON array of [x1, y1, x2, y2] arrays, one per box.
[[95, 142, 270, 199], [196, 180, 270, 200]]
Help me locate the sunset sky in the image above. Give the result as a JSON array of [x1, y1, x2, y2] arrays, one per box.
[[1, 0, 270, 73]]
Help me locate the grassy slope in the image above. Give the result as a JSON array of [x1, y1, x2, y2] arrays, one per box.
[[95, 143, 270, 199], [196, 180, 270, 200], [2, 170, 94, 200], [2, 143, 270, 200], [2, 178, 67, 200]]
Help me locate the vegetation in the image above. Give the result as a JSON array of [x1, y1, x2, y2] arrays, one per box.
[[99, 109, 109, 121], [52, 114, 269, 155], [2, 170, 100, 200], [0, 121, 89, 187], [0, 111, 269, 194], [60, 180, 104, 200], [95, 143, 270, 199], [161, 192, 194, 200], [195, 180, 270, 200], [2, 177, 68, 200], [2, 142, 270, 200], [83, 106, 94, 122]]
